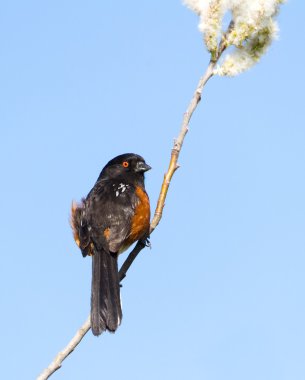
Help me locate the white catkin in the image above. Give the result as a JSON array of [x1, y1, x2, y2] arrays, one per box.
[[183, 0, 284, 75], [215, 19, 279, 76]]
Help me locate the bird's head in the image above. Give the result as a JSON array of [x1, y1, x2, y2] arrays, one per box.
[[98, 153, 151, 182]]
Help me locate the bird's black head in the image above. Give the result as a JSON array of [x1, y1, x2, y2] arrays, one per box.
[[98, 153, 151, 182]]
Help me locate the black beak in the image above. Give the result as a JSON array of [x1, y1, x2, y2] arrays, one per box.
[[135, 161, 152, 173]]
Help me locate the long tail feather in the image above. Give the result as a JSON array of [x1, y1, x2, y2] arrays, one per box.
[[91, 247, 122, 336]]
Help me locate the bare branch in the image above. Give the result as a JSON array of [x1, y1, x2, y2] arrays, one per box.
[[37, 23, 231, 380], [150, 60, 215, 232], [118, 240, 147, 281], [36, 62, 215, 380], [37, 316, 91, 380]]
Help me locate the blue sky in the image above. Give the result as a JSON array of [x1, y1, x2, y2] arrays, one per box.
[[1, 1, 305, 379]]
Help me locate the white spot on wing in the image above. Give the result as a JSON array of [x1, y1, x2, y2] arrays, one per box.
[[114, 183, 129, 197]]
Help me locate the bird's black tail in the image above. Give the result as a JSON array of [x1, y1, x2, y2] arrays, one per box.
[[91, 247, 122, 336]]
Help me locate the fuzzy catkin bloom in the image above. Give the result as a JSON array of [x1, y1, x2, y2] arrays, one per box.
[[184, 0, 226, 55], [225, 0, 282, 46], [183, 0, 284, 76], [216, 19, 279, 76]]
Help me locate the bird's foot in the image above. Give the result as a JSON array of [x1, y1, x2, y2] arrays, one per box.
[[141, 237, 151, 249]]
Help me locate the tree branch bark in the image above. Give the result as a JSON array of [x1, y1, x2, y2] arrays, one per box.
[[37, 31, 228, 379], [36, 61, 215, 380], [150, 60, 215, 232], [37, 316, 91, 380]]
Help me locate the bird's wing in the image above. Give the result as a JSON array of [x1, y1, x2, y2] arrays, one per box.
[[85, 180, 138, 253]]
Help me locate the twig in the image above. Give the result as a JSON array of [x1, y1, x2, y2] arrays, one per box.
[[36, 61, 215, 380], [150, 59, 215, 232], [37, 316, 91, 380], [118, 240, 147, 281], [37, 27, 230, 380]]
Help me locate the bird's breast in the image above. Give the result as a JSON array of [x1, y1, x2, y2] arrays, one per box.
[[118, 185, 150, 253]]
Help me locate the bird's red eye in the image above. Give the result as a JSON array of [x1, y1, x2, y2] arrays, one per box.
[[122, 161, 129, 168]]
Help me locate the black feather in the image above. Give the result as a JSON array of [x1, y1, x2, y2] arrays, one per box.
[[91, 247, 122, 336]]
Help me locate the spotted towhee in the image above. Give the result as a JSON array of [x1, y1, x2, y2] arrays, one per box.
[[71, 153, 151, 336]]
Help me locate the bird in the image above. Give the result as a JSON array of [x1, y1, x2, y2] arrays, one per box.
[[70, 153, 151, 336]]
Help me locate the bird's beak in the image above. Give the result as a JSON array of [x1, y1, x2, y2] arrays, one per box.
[[135, 161, 152, 173]]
